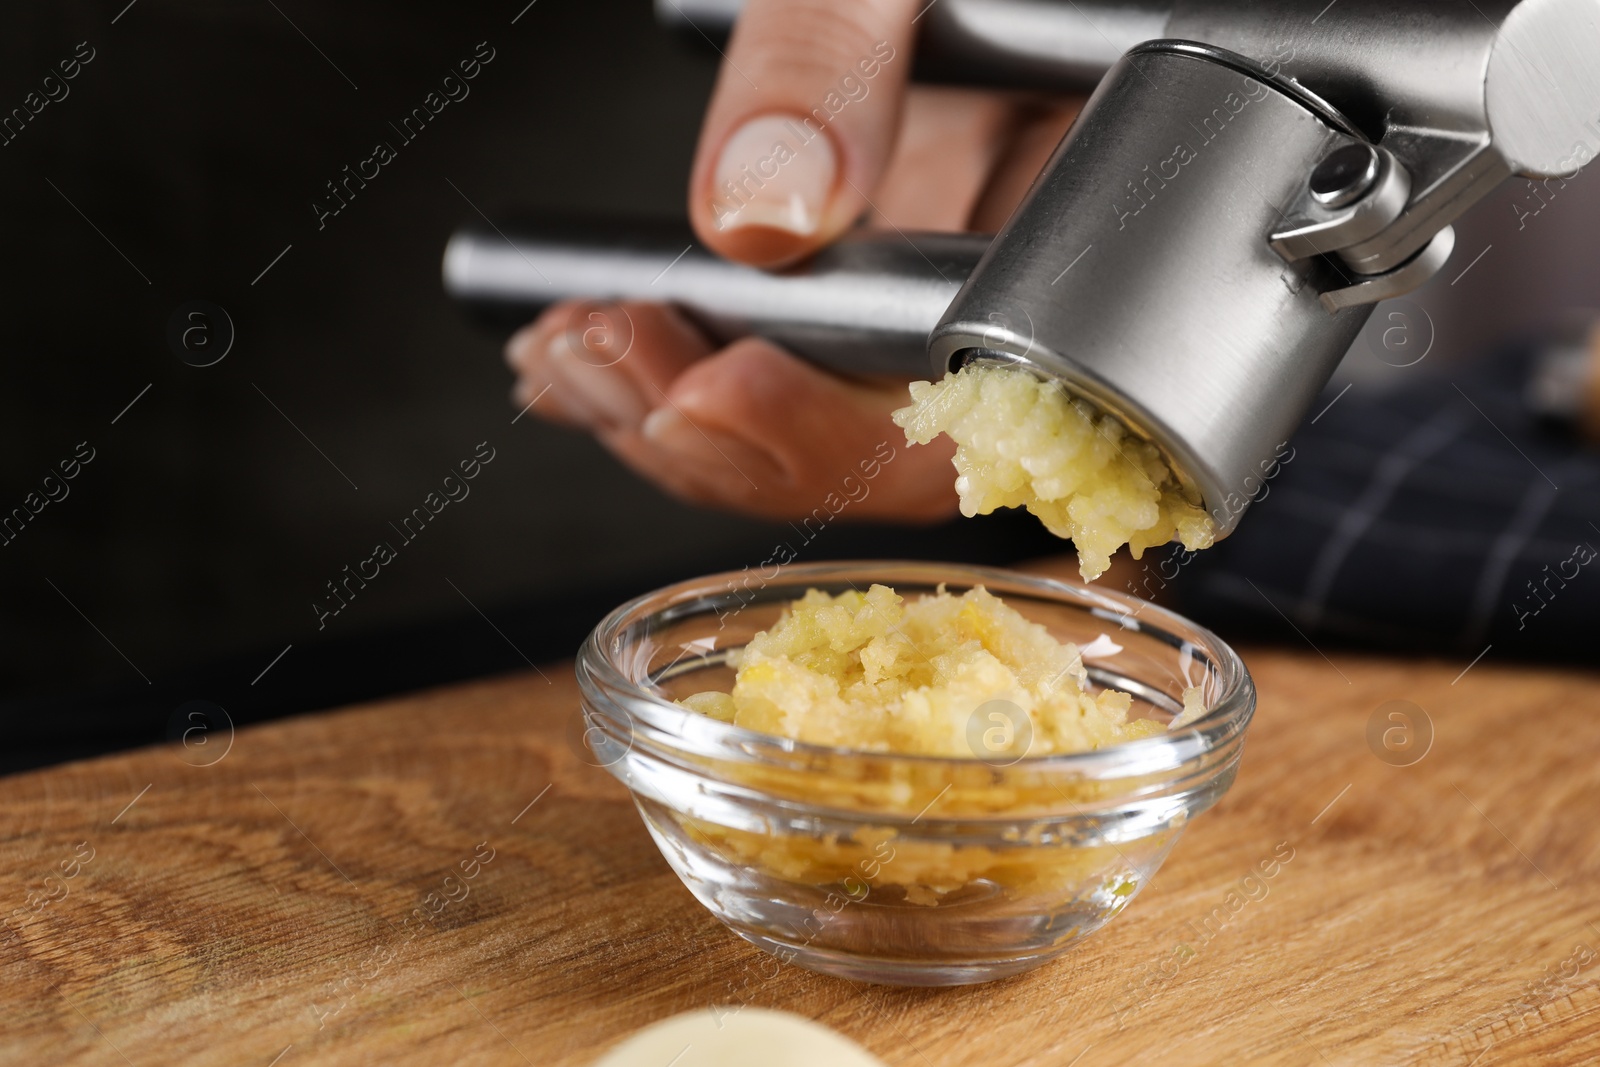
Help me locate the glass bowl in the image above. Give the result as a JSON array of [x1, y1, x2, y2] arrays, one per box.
[[575, 561, 1254, 986]]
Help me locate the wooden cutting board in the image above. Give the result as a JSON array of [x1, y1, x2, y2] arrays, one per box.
[[3, 646, 1598, 1066]]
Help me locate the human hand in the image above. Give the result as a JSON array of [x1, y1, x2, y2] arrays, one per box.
[[505, 0, 1081, 521]]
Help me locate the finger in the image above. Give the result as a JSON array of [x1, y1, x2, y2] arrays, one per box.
[[863, 85, 1016, 230], [688, 0, 920, 268], [970, 98, 1084, 231], [505, 301, 714, 432], [601, 338, 959, 523]]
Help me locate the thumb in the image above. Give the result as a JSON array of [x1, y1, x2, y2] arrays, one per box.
[[687, 0, 919, 268]]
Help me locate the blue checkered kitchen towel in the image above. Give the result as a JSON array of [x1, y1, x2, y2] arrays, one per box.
[[1163, 348, 1598, 665]]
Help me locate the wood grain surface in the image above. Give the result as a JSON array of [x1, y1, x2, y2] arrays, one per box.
[[3, 645, 1599, 1066]]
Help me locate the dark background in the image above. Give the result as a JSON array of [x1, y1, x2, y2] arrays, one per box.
[[0, 0, 1072, 771], [2, 0, 1598, 773]]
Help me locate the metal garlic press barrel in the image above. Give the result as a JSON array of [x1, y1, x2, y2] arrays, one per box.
[[930, 42, 1375, 535]]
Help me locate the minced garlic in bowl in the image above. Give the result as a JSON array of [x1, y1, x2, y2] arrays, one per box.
[[578, 562, 1254, 985], [672, 583, 1207, 910], [679, 583, 1190, 756], [892, 362, 1216, 580]]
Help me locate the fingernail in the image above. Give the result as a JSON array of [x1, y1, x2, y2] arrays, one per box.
[[504, 325, 539, 371], [642, 406, 786, 486], [641, 407, 681, 443], [549, 333, 647, 429], [709, 114, 836, 235]]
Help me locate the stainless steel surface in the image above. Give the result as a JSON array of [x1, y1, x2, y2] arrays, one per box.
[[443, 221, 984, 377], [1269, 144, 1411, 269], [913, 0, 1171, 91], [655, 0, 1169, 92], [929, 47, 1369, 538], [1167, 0, 1600, 272], [1319, 226, 1457, 312], [1332, 142, 1511, 276], [1168, 0, 1600, 177], [1309, 144, 1380, 208], [1487, 0, 1600, 178]]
